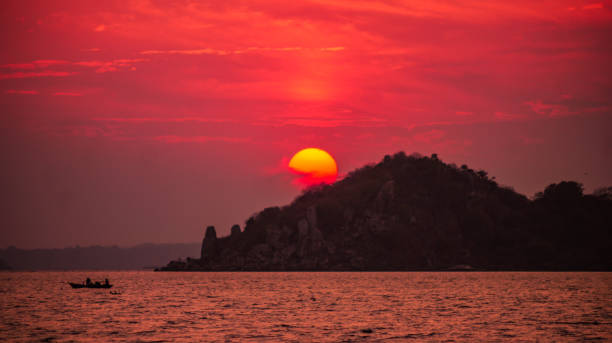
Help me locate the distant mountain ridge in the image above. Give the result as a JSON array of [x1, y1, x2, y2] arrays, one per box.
[[159, 152, 612, 271], [0, 243, 200, 270]]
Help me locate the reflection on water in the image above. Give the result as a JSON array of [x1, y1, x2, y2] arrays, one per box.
[[0, 272, 610, 342]]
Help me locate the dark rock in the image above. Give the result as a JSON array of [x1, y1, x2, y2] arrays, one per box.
[[297, 219, 309, 239], [230, 224, 241, 236], [204, 225, 217, 239], [375, 180, 395, 211], [306, 205, 317, 228], [200, 226, 218, 262]]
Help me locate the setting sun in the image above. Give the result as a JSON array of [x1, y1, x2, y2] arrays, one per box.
[[2, 1, 610, 341], [288, 148, 338, 186]]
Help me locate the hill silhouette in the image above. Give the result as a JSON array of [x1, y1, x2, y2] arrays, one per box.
[[0, 243, 200, 270], [159, 152, 611, 271]]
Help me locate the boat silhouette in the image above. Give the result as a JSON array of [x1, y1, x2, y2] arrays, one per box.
[[68, 278, 112, 289]]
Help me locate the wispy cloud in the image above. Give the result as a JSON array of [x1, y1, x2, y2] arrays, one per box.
[[141, 48, 231, 56], [256, 113, 388, 128], [1, 58, 146, 76], [73, 58, 148, 73], [320, 47, 345, 52], [275, 118, 368, 128], [239, 47, 302, 53], [582, 3, 604, 10], [2, 60, 68, 69], [5, 90, 39, 95], [0, 71, 74, 80], [140, 46, 345, 56], [33, 60, 69, 68], [525, 100, 574, 117], [494, 111, 528, 121], [154, 135, 250, 143], [54, 92, 82, 96], [92, 117, 237, 124]]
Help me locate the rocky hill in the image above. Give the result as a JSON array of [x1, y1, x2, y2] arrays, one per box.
[[158, 152, 612, 271]]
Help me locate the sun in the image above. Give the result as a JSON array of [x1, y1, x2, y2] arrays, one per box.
[[288, 148, 338, 186]]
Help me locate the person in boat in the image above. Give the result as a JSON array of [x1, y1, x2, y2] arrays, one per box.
[[86, 278, 92, 286], [104, 278, 109, 286]]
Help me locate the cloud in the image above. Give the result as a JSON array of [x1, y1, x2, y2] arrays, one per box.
[[0, 60, 73, 79], [2, 60, 68, 69], [95, 66, 117, 73], [54, 92, 82, 96], [278, 118, 358, 127], [255, 110, 388, 128], [139, 46, 345, 56], [5, 90, 39, 95], [73, 58, 148, 73], [0, 71, 74, 80], [33, 60, 69, 68], [73, 61, 105, 67], [320, 47, 345, 52], [92, 117, 237, 124], [272, 117, 387, 128], [240, 47, 303, 53], [140, 48, 230, 56], [94, 24, 106, 32], [154, 135, 249, 143], [525, 100, 574, 117], [583, 3, 604, 10], [112, 59, 148, 64], [1, 58, 146, 76]]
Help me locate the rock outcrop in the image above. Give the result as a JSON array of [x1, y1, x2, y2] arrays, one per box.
[[230, 224, 241, 237], [200, 226, 218, 262], [158, 152, 612, 271]]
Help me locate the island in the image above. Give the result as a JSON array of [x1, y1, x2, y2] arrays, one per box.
[[157, 152, 611, 271]]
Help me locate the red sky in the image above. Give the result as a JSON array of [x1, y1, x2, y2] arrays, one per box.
[[1, 0, 611, 248]]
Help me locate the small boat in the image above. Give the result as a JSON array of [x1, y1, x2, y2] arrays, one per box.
[[68, 279, 112, 289]]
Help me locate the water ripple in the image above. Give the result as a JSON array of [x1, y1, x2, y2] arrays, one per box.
[[0, 271, 610, 342]]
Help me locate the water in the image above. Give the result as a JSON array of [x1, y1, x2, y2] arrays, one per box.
[[0, 272, 610, 342]]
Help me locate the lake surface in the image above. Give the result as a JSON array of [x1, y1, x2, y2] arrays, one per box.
[[0, 272, 610, 342]]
